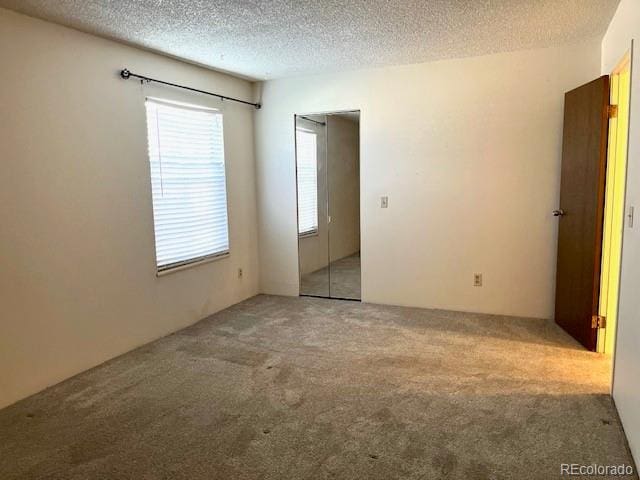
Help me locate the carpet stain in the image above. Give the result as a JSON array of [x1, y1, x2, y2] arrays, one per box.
[[227, 425, 257, 457], [432, 449, 458, 477], [274, 365, 293, 384]]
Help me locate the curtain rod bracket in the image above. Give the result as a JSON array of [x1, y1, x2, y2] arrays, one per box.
[[118, 68, 261, 109]]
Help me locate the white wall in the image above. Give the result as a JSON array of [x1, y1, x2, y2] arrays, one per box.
[[601, 0, 640, 464], [255, 40, 601, 318], [0, 9, 260, 409]]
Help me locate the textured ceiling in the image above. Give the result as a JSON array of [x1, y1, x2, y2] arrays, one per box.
[[0, 0, 620, 80]]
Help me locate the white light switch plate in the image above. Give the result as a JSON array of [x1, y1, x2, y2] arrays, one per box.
[[381, 196, 388, 208]]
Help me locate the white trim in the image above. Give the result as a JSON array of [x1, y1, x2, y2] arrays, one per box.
[[145, 96, 221, 113], [156, 251, 230, 276], [298, 229, 319, 239]]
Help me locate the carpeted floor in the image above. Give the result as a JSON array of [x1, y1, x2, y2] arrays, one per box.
[[0, 295, 636, 479], [300, 253, 361, 299]]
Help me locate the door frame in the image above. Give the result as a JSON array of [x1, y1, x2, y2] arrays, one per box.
[[599, 46, 634, 394]]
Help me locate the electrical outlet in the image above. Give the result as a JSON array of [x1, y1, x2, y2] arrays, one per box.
[[474, 273, 482, 287], [381, 196, 389, 208], [238, 268, 243, 278]]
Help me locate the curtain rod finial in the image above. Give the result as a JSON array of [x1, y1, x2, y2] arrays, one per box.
[[120, 68, 131, 80]]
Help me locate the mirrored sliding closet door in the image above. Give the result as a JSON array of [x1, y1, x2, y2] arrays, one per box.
[[295, 111, 361, 300]]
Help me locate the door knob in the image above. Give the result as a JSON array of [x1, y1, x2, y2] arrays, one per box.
[[552, 209, 565, 217]]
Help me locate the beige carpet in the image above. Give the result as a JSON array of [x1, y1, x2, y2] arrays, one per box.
[[0, 295, 636, 479]]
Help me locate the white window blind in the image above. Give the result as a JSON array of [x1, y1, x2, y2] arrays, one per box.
[[296, 128, 319, 235], [145, 98, 229, 271]]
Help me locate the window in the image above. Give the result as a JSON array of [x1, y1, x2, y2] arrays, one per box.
[[145, 98, 229, 272], [296, 128, 318, 236]]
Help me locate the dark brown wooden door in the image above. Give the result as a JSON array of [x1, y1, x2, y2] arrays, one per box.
[[554, 76, 610, 351]]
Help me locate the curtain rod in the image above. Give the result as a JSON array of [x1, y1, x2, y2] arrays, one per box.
[[119, 68, 261, 109], [298, 115, 326, 126]]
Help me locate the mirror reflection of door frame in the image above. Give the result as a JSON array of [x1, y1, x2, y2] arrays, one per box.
[[294, 110, 362, 301]]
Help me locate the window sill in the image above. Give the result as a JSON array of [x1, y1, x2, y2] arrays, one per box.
[[299, 230, 319, 239], [156, 251, 230, 277]]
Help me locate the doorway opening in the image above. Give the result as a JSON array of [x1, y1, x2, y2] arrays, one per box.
[[294, 111, 361, 301], [597, 52, 632, 358]]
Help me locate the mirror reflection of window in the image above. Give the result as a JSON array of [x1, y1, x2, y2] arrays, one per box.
[[296, 128, 319, 236]]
